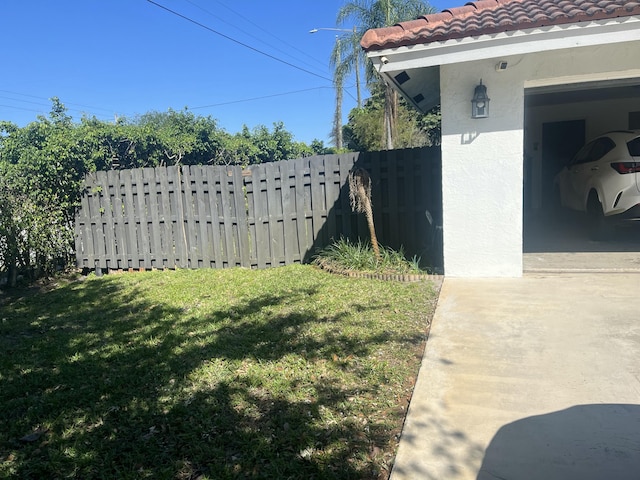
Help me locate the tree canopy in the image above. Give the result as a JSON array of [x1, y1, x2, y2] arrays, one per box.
[[0, 99, 85, 284], [69, 109, 322, 171]]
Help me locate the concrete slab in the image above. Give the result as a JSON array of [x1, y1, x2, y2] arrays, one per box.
[[390, 273, 640, 480], [524, 251, 640, 273], [524, 212, 640, 255]]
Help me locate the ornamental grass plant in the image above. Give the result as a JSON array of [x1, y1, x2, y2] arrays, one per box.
[[313, 238, 425, 276]]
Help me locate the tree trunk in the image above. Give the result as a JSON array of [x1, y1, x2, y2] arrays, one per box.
[[334, 80, 344, 150], [349, 168, 380, 260], [383, 83, 398, 150], [361, 191, 381, 259]]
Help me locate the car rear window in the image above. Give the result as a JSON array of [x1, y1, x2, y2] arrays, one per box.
[[627, 137, 640, 156], [572, 137, 615, 164]]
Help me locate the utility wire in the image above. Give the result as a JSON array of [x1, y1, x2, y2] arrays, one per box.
[[0, 89, 116, 113], [146, 0, 334, 83], [0, 104, 43, 114], [0, 90, 124, 121], [189, 83, 358, 107], [189, 86, 334, 109], [0, 95, 52, 108], [214, 1, 330, 70], [182, 0, 331, 75], [0, 101, 115, 121], [185, 0, 361, 103]]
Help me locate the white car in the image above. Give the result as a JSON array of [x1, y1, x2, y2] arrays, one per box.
[[554, 130, 640, 239]]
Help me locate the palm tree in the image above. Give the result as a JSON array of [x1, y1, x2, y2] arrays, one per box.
[[349, 168, 380, 259], [330, 36, 346, 150], [330, 29, 363, 150], [335, 0, 435, 149], [332, 72, 345, 150], [331, 27, 364, 110]]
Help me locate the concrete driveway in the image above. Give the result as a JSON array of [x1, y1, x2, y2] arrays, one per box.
[[390, 273, 640, 480]]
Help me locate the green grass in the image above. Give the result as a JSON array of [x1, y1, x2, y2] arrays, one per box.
[[0, 265, 438, 479], [313, 238, 425, 275]]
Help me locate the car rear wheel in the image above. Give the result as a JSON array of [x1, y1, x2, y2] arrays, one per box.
[[587, 193, 611, 241]]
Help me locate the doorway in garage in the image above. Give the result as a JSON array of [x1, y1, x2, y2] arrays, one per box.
[[540, 120, 585, 211]]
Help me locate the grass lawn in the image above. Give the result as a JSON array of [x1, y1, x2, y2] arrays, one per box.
[[0, 265, 438, 479]]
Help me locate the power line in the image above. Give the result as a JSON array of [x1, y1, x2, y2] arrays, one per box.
[[0, 95, 51, 108], [146, 0, 334, 83], [184, 0, 330, 74], [0, 102, 115, 122], [190, 83, 359, 109], [0, 83, 359, 122], [0, 89, 116, 113], [0, 104, 44, 114], [184, 0, 362, 104], [0, 90, 128, 123], [189, 86, 334, 109]]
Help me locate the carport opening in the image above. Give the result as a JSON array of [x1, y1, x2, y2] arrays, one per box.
[[523, 79, 640, 267]]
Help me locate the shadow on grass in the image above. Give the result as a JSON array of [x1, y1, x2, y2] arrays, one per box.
[[0, 274, 415, 479]]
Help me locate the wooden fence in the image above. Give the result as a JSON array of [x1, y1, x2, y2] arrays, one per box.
[[75, 147, 442, 271]]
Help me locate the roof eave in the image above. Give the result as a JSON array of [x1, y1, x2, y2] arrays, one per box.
[[366, 17, 640, 74]]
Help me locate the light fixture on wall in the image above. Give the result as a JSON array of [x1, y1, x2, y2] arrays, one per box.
[[471, 79, 490, 118]]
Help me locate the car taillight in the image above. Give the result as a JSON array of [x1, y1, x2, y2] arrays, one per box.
[[610, 162, 640, 174]]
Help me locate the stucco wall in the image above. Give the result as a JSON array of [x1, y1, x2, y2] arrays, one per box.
[[439, 41, 640, 277], [440, 61, 524, 277]]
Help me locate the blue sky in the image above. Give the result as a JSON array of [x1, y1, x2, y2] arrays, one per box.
[[0, 0, 460, 145]]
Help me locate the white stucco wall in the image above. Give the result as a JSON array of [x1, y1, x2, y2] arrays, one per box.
[[440, 61, 524, 277], [439, 41, 640, 277]]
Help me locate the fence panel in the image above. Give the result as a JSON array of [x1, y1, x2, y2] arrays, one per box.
[[157, 166, 175, 267], [75, 147, 442, 271], [204, 167, 225, 269], [293, 157, 311, 262]]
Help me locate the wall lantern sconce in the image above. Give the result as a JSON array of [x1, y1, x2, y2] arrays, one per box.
[[471, 79, 490, 118]]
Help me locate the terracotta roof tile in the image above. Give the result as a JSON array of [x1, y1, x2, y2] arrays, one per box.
[[361, 0, 640, 51]]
